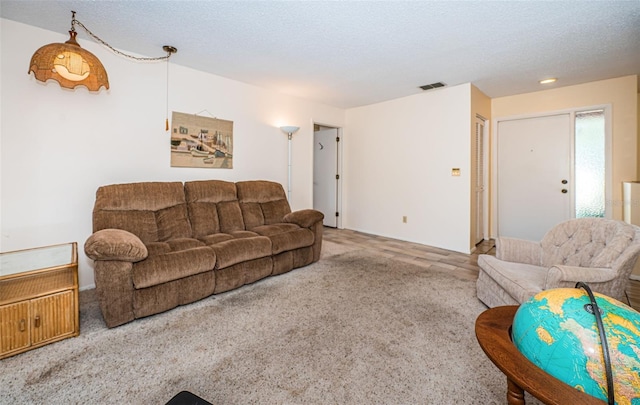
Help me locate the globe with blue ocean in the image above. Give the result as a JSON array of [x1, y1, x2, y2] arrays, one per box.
[[512, 288, 640, 404]]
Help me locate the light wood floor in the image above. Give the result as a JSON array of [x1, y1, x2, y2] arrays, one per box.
[[323, 227, 640, 312]]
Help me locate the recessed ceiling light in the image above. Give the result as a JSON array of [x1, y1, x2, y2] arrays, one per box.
[[539, 78, 557, 84]]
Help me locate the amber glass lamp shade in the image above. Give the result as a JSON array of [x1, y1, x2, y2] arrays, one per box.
[[28, 30, 109, 91]]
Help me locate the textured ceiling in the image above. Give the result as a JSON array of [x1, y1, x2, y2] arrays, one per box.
[[2, 0, 639, 108]]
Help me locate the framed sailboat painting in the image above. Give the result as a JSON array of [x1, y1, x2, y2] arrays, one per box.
[[170, 111, 234, 169]]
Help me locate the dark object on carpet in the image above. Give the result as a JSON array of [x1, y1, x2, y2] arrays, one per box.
[[166, 390, 213, 405]]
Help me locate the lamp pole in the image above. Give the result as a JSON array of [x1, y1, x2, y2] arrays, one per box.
[[280, 126, 300, 201]]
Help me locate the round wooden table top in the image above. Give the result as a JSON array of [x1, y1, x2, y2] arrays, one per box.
[[475, 305, 605, 405]]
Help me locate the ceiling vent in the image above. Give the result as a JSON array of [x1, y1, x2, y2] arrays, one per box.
[[419, 82, 446, 91]]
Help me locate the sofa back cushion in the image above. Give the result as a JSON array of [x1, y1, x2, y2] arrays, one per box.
[[236, 180, 291, 229], [93, 182, 192, 244], [540, 218, 635, 268], [184, 180, 245, 237]]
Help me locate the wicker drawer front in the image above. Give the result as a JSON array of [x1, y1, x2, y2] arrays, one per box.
[[31, 291, 76, 345], [0, 301, 31, 356]]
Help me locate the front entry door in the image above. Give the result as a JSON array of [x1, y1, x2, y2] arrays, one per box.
[[497, 114, 572, 241]]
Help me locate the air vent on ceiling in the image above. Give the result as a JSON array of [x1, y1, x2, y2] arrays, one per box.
[[419, 82, 446, 91]]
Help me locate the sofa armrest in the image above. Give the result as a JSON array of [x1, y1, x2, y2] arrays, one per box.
[[283, 209, 324, 228], [545, 265, 617, 288], [496, 237, 542, 265], [84, 229, 148, 262]]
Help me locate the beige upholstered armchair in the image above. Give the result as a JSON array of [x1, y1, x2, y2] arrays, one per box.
[[477, 218, 640, 308]]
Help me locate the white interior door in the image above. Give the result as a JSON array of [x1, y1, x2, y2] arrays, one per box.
[[313, 128, 339, 227], [497, 114, 572, 241]]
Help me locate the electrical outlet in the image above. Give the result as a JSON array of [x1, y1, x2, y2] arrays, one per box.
[[402, 216, 407, 223]]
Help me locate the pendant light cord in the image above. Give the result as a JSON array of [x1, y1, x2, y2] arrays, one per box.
[[66, 11, 177, 130], [166, 54, 170, 131], [71, 11, 173, 62]]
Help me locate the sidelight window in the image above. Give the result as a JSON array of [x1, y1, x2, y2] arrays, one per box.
[[575, 109, 605, 218]]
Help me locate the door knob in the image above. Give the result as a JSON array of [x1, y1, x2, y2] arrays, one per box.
[[561, 180, 568, 184], [561, 189, 568, 194]]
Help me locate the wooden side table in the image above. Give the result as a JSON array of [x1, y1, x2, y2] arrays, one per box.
[[0, 242, 79, 359], [475, 305, 604, 405]]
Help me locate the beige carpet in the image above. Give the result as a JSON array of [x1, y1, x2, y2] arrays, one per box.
[[0, 241, 542, 404]]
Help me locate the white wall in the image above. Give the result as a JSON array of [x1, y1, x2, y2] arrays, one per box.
[[0, 19, 345, 289], [344, 84, 472, 253]]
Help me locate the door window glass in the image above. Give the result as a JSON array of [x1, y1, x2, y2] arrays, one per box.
[[575, 110, 605, 218]]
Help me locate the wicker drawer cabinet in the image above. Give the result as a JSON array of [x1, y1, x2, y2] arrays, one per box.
[[0, 243, 79, 359]]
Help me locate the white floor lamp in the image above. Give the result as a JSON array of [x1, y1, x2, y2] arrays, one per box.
[[280, 126, 300, 201]]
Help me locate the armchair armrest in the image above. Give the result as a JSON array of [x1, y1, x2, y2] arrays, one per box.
[[283, 209, 324, 228], [496, 237, 542, 265], [545, 265, 617, 289], [84, 229, 148, 262]]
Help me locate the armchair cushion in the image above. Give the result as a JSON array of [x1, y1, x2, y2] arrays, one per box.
[[545, 265, 617, 287], [477, 218, 640, 307], [496, 237, 542, 265], [477, 255, 546, 303], [540, 218, 634, 267]]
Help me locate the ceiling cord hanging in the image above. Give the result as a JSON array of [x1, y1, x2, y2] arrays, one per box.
[[166, 51, 170, 131], [67, 10, 177, 129], [71, 12, 173, 62], [163, 46, 177, 131]]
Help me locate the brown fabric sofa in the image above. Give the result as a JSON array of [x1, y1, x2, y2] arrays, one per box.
[[84, 180, 324, 328]]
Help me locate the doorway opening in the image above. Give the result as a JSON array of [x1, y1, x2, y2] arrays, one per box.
[[313, 123, 342, 228], [473, 115, 488, 246]]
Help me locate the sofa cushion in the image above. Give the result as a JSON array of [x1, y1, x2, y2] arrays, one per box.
[[185, 180, 246, 236], [261, 200, 291, 225], [144, 238, 207, 256], [217, 201, 245, 233], [238, 202, 264, 229], [132, 245, 216, 289], [251, 224, 315, 254], [187, 202, 221, 237], [236, 181, 292, 228], [209, 236, 272, 269], [199, 231, 260, 245], [93, 182, 192, 244], [200, 233, 234, 245]]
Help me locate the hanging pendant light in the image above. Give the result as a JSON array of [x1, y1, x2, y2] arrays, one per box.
[[28, 11, 109, 91]]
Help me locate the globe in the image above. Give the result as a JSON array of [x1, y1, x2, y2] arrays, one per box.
[[511, 288, 640, 403]]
